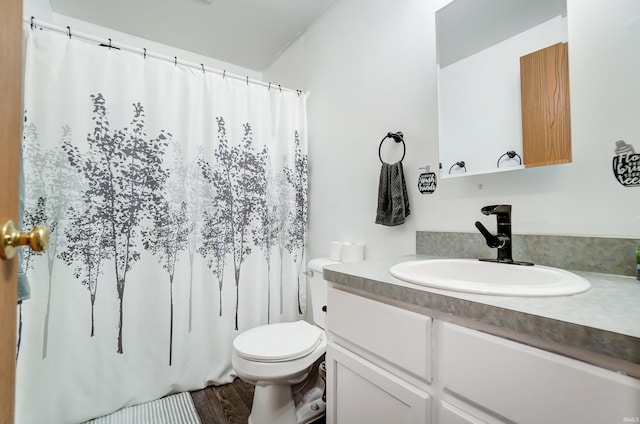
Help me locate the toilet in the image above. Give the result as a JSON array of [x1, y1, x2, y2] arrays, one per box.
[[232, 258, 336, 424]]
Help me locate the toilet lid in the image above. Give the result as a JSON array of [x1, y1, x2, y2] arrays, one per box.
[[233, 321, 323, 362]]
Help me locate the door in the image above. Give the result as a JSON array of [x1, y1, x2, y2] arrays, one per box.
[[520, 42, 572, 168], [0, 0, 24, 422]]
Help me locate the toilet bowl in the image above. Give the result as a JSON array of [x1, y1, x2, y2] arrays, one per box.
[[232, 258, 336, 424]]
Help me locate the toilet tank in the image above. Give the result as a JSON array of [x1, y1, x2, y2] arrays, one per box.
[[307, 258, 339, 329]]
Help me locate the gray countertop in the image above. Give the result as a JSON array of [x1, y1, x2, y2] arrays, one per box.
[[323, 255, 640, 375]]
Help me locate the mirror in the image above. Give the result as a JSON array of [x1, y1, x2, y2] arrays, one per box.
[[436, 0, 570, 178]]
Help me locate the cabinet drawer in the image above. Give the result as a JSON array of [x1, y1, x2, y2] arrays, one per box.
[[327, 287, 431, 382], [439, 322, 640, 423]]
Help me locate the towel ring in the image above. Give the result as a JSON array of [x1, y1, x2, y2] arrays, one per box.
[[448, 161, 467, 174], [378, 132, 405, 164], [496, 150, 522, 168]]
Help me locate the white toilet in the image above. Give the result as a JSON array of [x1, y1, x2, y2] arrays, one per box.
[[232, 258, 336, 424]]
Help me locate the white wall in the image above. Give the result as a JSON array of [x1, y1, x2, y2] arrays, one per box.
[[264, 0, 435, 261], [23, 0, 261, 79], [265, 0, 640, 262]]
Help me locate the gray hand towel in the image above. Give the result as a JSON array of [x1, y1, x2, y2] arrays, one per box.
[[375, 161, 410, 226]]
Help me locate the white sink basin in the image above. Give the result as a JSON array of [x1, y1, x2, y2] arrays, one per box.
[[389, 259, 591, 297]]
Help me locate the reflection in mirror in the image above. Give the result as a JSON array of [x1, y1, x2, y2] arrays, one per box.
[[436, 0, 570, 178]]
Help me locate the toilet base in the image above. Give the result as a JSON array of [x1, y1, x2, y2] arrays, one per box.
[[294, 358, 326, 424], [249, 384, 297, 424], [295, 385, 325, 424]]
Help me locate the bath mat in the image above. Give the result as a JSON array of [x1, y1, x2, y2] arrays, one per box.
[[84, 392, 201, 424]]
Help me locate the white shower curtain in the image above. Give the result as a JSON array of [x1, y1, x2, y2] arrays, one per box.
[[17, 28, 308, 424]]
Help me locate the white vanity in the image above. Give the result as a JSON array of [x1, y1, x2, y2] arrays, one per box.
[[323, 256, 640, 423]]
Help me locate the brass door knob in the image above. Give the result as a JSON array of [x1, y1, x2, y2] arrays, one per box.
[[0, 218, 49, 260]]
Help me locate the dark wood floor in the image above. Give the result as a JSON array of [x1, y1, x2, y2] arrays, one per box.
[[190, 378, 326, 424], [191, 378, 255, 424]]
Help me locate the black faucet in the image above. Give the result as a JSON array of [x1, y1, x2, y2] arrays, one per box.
[[475, 205, 533, 266]]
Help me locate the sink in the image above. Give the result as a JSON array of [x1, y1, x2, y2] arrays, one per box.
[[389, 259, 591, 297]]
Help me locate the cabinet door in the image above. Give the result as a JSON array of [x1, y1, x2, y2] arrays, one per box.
[[440, 322, 640, 423], [520, 42, 571, 167], [439, 401, 487, 424], [326, 343, 430, 424]]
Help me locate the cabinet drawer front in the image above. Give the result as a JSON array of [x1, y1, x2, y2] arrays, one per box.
[[327, 287, 431, 381], [440, 322, 640, 423]]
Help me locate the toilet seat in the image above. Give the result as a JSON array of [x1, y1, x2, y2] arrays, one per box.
[[233, 320, 323, 363]]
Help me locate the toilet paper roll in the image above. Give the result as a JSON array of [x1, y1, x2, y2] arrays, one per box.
[[329, 241, 343, 261], [341, 242, 365, 263]]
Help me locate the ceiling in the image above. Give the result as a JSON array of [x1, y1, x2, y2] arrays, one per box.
[[49, 0, 336, 71]]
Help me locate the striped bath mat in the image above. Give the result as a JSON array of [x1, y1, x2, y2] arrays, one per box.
[[84, 392, 201, 424]]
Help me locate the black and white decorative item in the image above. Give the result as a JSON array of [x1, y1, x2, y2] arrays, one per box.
[[612, 140, 639, 187], [418, 165, 437, 194]]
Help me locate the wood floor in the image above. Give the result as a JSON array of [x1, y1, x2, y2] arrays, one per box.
[[191, 378, 254, 424], [190, 378, 327, 424]]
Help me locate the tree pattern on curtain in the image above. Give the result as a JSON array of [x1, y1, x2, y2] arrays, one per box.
[[287, 131, 309, 315], [22, 92, 308, 361], [62, 94, 171, 355], [18, 29, 308, 424], [22, 117, 82, 358]]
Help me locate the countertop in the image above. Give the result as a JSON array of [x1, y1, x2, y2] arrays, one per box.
[[323, 255, 640, 376]]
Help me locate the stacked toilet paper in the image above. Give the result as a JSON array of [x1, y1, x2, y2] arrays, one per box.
[[329, 241, 365, 263]]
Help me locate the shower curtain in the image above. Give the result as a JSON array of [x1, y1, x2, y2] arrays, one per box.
[[17, 28, 308, 424]]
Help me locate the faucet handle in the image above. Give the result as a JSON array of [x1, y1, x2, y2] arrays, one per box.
[[474, 221, 506, 248]]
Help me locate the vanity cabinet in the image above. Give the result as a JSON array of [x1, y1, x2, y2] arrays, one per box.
[[326, 286, 640, 423], [326, 287, 432, 423], [520, 42, 572, 168]]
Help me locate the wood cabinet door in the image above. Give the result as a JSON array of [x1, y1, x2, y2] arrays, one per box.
[[0, 0, 24, 422], [520, 42, 572, 168]]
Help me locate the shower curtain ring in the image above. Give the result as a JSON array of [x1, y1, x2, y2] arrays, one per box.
[[66, 26, 71, 39], [143, 48, 147, 59], [30, 16, 34, 30], [223, 70, 226, 79], [279, 84, 282, 92], [174, 57, 177, 66], [201, 64, 205, 74], [268, 82, 271, 90], [246, 76, 249, 85]]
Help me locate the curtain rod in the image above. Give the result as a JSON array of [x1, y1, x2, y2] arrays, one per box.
[[23, 17, 305, 96]]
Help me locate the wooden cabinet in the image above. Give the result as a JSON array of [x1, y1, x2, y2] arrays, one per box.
[[327, 286, 640, 423], [520, 42, 572, 168]]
